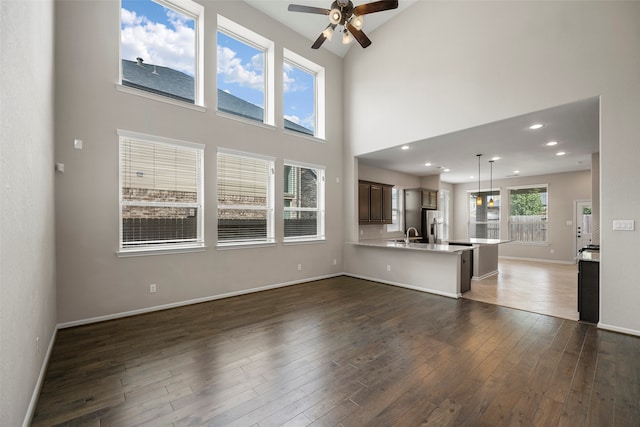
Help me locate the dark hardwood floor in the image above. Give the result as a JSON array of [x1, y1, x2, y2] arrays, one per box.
[[32, 276, 640, 426]]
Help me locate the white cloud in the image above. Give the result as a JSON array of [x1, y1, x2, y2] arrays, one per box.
[[283, 69, 296, 93], [120, 7, 195, 76], [216, 45, 264, 90], [285, 114, 300, 124]]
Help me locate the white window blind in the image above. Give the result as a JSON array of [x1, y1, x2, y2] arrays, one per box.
[[283, 162, 325, 241], [119, 130, 204, 251], [217, 150, 274, 244]]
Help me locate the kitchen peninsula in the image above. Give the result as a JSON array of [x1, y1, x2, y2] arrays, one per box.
[[448, 238, 511, 280], [346, 240, 475, 298]]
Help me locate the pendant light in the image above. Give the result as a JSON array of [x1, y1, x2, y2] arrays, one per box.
[[476, 154, 483, 206], [489, 160, 494, 208]]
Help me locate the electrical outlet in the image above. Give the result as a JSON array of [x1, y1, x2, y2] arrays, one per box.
[[297, 264, 302, 271], [387, 265, 391, 272], [149, 284, 157, 293], [550, 249, 555, 254], [36, 337, 40, 354], [360, 229, 363, 235], [333, 259, 337, 265]]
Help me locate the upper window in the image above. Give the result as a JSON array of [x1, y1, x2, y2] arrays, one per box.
[[284, 162, 325, 241], [283, 49, 325, 139], [387, 187, 403, 232], [440, 189, 451, 241], [217, 15, 275, 126], [118, 130, 204, 253], [468, 190, 501, 239], [217, 150, 275, 245], [508, 185, 548, 243], [120, 0, 204, 105]]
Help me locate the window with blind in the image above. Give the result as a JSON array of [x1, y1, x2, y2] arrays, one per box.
[[283, 162, 325, 241], [217, 150, 275, 245], [118, 130, 204, 253], [386, 187, 403, 232], [508, 185, 548, 243]]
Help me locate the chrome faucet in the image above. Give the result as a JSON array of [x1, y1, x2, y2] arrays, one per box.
[[405, 227, 419, 244]]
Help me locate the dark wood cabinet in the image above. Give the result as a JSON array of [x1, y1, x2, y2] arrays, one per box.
[[422, 189, 438, 210], [359, 180, 393, 224], [578, 259, 599, 323]]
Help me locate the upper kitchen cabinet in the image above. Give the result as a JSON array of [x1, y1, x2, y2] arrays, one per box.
[[422, 189, 438, 210], [359, 180, 393, 224]]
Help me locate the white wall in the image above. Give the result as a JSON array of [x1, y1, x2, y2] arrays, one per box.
[[54, 0, 344, 324], [344, 1, 640, 334], [0, 0, 57, 424], [451, 171, 591, 263]]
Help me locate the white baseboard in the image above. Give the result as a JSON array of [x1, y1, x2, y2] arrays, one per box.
[[345, 273, 460, 299], [472, 270, 499, 281], [598, 322, 640, 337], [57, 273, 344, 329], [498, 255, 575, 265], [23, 328, 57, 427]]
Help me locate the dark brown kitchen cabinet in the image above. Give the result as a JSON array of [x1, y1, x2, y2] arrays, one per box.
[[359, 180, 393, 224]]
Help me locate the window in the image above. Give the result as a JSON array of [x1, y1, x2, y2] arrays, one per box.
[[283, 49, 325, 139], [440, 189, 450, 241], [217, 15, 275, 126], [284, 162, 325, 241], [120, 0, 204, 105], [468, 190, 501, 239], [118, 130, 204, 253], [508, 185, 548, 243], [387, 187, 403, 232], [217, 150, 275, 245]]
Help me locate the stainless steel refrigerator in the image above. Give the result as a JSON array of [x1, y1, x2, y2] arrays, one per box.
[[423, 210, 444, 244]]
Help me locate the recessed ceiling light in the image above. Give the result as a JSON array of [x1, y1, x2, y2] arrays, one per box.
[[556, 151, 566, 156], [491, 156, 501, 161], [401, 145, 410, 150], [469, 175, 474, 179], [546, 141, 558, 146], [443, 168, 450, 172], [529, 123, 543, 130], [424, 162, 432, 166], [513, 170, 520, 174]]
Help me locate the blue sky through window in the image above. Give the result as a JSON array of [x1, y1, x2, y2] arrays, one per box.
[[121, 0, 195, 76], [284, 62, 315, 133]]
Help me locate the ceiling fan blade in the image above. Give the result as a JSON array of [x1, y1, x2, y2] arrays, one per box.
[[347, 23, 372, 48], [311, 33, 327, 49], [353, 0, 398, 15], [288, 4, 330, 15]]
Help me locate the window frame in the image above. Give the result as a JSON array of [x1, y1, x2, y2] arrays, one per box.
[[117, 129, 205, 256], [507, 184, 549, 244], [216, 15, 275, 127], [283, 48, 326, 140], [386, 187, 403, 233], [216, 148, 275, 247], [283, 160, 326, 243], [118, 0, 205, 107], [467, 189, 501, 239]]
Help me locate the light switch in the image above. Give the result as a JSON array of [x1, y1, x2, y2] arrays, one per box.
[[55, 163, 65, 173], [74, 139, 83, 149], [613, 220, 635, 231]]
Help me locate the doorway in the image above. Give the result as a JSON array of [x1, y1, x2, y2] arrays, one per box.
[[575, 200, 593, 256]]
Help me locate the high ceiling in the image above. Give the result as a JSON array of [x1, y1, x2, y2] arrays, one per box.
[[358, 97, 600, 184], [242, 2, 600, 184], [244, 0, 417, 57]]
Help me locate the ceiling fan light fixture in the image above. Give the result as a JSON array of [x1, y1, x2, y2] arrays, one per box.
[[322, 25, 334, 41], [329, 8, 342, 25], [342, 28, 353, 44], [352, 14, 364, 30]]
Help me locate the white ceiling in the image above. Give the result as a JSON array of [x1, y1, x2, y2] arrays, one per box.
[[244, 0, 417, 57], [358, 97, 600, 184], [242, 2, 600, 185]]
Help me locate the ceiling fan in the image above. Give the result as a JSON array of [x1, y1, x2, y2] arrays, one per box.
[[288, 0, 399, 49]]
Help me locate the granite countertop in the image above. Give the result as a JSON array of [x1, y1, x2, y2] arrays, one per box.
[[578, 250, 600, 262], [448, 238, 511, 245], [351, 239, 476, 254]]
